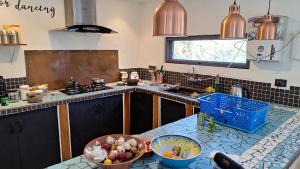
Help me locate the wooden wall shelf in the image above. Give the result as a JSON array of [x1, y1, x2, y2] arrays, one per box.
[[0, 43, 27, 46]]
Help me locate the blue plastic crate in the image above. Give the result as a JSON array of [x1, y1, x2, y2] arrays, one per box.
[[198, 93, 272, 133]]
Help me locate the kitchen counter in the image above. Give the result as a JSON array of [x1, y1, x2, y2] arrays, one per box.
[[0, 81, 198, 116], [48, 105, 300, 169]]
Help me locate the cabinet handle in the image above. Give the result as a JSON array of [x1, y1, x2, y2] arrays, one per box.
[[97, 102, 102, 114], [16, 119, 23, 133], [9, 121, 15, 134], [95, 102, 102, 114]]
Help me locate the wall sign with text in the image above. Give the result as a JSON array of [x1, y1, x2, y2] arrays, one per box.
[[0, 0, 55, 18]]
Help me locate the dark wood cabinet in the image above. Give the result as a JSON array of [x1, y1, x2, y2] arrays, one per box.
[[0, 116, 21, 169], [18, 107, 61, 169], [194, 107, 200, 114], [0, 107, 60, 169], [69, 95, 123, 157], [161, 98, 186, 125], [130, 92, 153, 135]]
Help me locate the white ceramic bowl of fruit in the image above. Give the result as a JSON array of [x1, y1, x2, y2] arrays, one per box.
[[84, 134, 145, 169]]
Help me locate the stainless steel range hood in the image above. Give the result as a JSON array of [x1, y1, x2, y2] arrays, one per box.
[[54, 0, 117, 33]]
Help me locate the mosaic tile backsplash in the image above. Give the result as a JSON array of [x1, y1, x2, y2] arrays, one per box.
[[3, 68, 300, 107], [120, 68, 300, 108], [4, 77, 27, 90]]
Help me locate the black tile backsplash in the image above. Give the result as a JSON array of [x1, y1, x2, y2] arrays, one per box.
[[4, 69, 300, 108], [121, 68, 300, 108], [4, 77, 27, 90]]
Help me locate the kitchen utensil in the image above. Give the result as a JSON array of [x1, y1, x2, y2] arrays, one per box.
[[92, 78, 104, 84], [130, 72, 139, 80], [150, 135, 201, 168], [120, 71, 128, 82], [7, 89, 20, 103], [0, 76, 7, 98], [20, 85, 31, 101], [230, 85, 250, 98], [84, 134, 145, 169], [92, 78, 106, 91], [156, 72, 164, 84], [127, 79, 139, 86], [160, 65, 164, 72], [214, 152, 244, 169], [65, 76, 79, 87], [64, 76, 82, 94]]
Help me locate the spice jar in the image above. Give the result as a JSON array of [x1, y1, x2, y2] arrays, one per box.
[[1, 30, 9, 45], [8, 31, 19, 44]]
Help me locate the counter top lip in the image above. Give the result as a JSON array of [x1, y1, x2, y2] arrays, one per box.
[[1, 81, 299, 116], [0, 82, 200, 116], [47, 105, 300, 169]]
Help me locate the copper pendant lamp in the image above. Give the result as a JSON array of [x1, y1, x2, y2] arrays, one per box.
[[220, 0, 246, 39], [256, 0, 277, 40], [153, 0, 187, 37]]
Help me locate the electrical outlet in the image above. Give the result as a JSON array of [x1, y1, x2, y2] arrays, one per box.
[[275, 79, 287, 87]]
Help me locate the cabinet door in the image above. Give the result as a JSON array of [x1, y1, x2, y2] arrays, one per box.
[[194, 107, 200, 114], [18, 107, 61, 169], [130, 92, 153, 134], [100, 95, 123, 135], [69, 95, 123, 157], [161, 98, 186, 125], [0, 116, 20, 169]]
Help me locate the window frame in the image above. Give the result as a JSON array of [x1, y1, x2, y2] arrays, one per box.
[[165, 35, 250, 69]]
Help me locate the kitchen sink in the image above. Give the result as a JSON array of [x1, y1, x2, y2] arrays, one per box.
[[164, 86, 207, 98]]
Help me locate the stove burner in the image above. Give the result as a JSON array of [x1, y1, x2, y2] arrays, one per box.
[[61, 78, 112, 95]]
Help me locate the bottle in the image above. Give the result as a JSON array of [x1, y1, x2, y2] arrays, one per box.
[[197, 113, 206, 126], [214, 75, 220, 93]]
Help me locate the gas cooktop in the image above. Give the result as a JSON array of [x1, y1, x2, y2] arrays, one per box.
[[60, 86, 113, 95], [61, 77, 113, 95]]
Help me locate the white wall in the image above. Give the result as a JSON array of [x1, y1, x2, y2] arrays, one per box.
[[1, 0, 300, 87], [138, 0, 300, 87], [0, 0, 142, 78]]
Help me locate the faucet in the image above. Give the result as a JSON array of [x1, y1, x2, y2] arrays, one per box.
[[188, 67, 199, 82]]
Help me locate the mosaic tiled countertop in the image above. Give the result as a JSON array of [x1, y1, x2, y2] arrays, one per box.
[[48, 105, 300, 169], [0, 82, 199, 116]]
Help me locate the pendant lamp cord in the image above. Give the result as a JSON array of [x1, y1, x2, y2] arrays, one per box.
[[268, 0, 271, 14], [234, 0, 236, 5]]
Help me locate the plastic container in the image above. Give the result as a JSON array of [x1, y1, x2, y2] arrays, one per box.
[[20, 85, 31, 101], [198, 93, 272, 133]]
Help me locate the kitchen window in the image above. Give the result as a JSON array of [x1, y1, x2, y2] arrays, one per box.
[[165, 35, 250, 69]]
